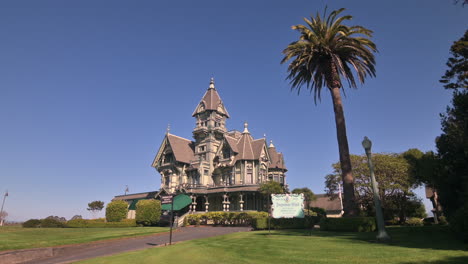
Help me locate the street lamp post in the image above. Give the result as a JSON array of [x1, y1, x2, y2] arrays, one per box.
[[362, 137, 390, 242]]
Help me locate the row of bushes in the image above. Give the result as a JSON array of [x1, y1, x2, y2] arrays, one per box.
[[105, 200, 161, 226], [23, 218, 137, 228], [319, 217, 376, 232], [184, 211, 323, 230], [23, 218, 67, 228], [67, 219, 137, 228], [252, 216, 321, 230], [185, 211, 269, 226]]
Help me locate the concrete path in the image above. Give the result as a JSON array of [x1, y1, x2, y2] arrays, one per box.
[[15, 226, 251, 264]]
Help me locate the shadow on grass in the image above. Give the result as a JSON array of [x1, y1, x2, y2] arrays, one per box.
[[253, 226, 468, 251], [399, 256, 468, 264]]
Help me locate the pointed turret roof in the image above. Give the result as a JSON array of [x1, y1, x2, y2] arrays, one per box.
[[192, 78, 230, 117], [236, 122, 255, 160], [267, 140, 287, 171]]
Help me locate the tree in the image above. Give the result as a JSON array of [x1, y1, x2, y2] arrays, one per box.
[[105, 200, 128, 222], [87, 201, 104, 219], [291, 187, 316, 202], [440, 30, 467, 89], [435, 29, 468, 241], [325, 153, 422, 222], [436, 91, 468, 218], [136, 200, 161, 226], [258, 181, 285, 197], [281, 8, 377, 216]]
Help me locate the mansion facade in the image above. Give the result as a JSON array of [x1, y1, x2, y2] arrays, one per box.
[[152, 78, 287, 212]]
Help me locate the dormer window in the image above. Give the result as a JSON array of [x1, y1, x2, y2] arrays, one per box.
[[222, 146, 231, 159]]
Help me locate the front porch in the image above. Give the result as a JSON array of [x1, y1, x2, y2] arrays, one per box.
[[187, 191, 267, 213]]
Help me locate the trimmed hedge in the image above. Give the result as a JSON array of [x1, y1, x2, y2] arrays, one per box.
[[319, 217, 376, 232], [136, 199, 161, 226], [106, 200, 128, 222], [405, 217, 423, 227], [186, 211, 268, 226], [22, 218, 66, 228], [252, 216, 321, 230], [22, 219, 42, 228], [185, 211, 322, 230], [66, 219, 137, 228], [41, 218, 66, 228]]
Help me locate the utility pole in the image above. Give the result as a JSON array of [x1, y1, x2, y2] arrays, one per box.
[[0, 190, 8, 226]]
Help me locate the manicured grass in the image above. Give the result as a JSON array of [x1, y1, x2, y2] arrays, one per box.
[[0, 226, 169, 251], [79, 226, 468, 264]]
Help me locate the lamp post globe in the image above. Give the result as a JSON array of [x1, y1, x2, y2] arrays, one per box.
[[362, 136, 390, 242], [362, 136, 372, 152]]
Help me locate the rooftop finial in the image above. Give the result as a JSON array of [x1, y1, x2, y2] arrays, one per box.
[[269, 140, 275, 148], [243, 121, 249, 133], [209, 77, 215, 89], [166, 124, 170, 134]]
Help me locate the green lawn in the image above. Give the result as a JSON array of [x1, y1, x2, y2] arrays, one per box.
[[78, 226, 468, 264], [0, 226, 169, 251]]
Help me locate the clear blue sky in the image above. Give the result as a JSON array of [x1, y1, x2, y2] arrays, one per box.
[[1, 0, 466, 221]]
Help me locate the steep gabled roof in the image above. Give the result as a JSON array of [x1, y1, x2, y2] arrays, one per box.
[[152, 133, 195, 167], [252, 139, 266, 159], [192, 78, 230, 117], [166, 134, 195, 164], [268, 143, 287, 170], [225, 135, 239, 153], [236, 132, 255, 160]]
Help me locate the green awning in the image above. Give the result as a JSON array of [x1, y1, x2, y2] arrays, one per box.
[[128, 198, 146, 210], [161, 194, 192, 211]]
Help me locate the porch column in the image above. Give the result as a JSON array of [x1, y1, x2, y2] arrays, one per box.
[[204, 195, 209, 212], [226, 194, 230, 212], [191, 195, 197, 213], [223, 194, 230, 212], [239, 193, 244, 211]]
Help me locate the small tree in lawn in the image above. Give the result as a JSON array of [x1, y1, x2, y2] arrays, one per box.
[[87, 201, 105, 219], [292, 187, 316, 215], [259, 181, 285, 233], [106, 200, 128, 222], [136, 200, 161, 226]]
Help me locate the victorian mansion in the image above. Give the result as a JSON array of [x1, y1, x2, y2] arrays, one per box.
[[150, 78, 287, 212]]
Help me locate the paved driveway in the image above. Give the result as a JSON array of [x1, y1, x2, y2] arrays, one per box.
[[20, 226, 251, 264]]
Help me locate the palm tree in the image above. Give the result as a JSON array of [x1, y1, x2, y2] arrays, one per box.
[[281, 8, 377, 217]]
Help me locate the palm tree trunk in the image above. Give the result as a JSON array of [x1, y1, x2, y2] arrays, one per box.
[[330, 87, 358, 217]]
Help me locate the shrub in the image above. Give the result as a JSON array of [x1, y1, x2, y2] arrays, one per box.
[[106, 200, 128, 222], [185, 211, 270, 226], [438, 215, 448, 225], [405, 217, 423, 226], [41, 218, 66, 228], [186, 214, 202, 225], [253, 217, 268, 229], [386, 218, 400, 226], [252, 215, 320, 230], [66, 219, 137, 228], [136, 199, 161, 226], [450, 204, 468, 242], [310, 207, 327, 218], [22, 219, 41, 228], [320, 217, 376, 232], [45, 215, 67, 223], [70, 215, 83, 220]]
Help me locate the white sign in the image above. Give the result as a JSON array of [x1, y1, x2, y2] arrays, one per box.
[[271, 193, 304, 218]]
